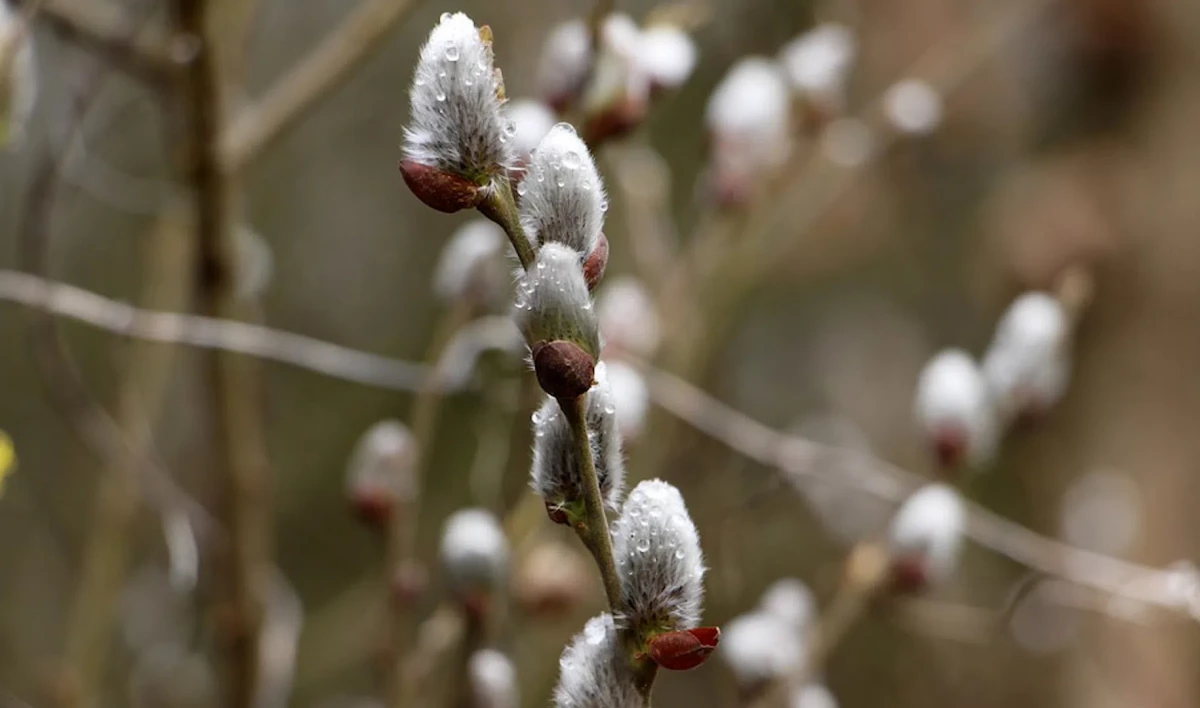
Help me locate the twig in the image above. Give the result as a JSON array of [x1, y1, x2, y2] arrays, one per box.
[[386, 300, 472, 708], [27, 0, 174, 83], [0, 269, 430, 392], [217, 0, 419, 174], [638, 362, 1200, 622], [175, 1, 272, 704]]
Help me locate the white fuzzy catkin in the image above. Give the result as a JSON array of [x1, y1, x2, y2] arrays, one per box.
[[882, 79, 943, 135], [758, 577, 815, 630], [537, 20, 591, 108], [914, 348, 997, 466], [514, 243, 600, 355], [530, 362, 626, 514], [706, 57, 792, 179], [504, 99, 557, 162], [720, 611, 805, 686], [597, 277, 660, 357], [345, 420, 418, 504], [518, 123, 606, 256], [553, 613, 645, 708], [434, 219, 505, 301], [790, 684, 839, 708], [778, 23, 856, 107], [612, 479, 706, 636], [637, 25, 697, 88], [603, 360, 649, 440], [982, 292, 1071, 414], [887, 483, 966, 586], [439, 508, 509, 598], [469, 649, 519, 708], [404, 12, 514, 178]]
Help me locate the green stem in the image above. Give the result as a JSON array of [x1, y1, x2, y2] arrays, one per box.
[[477, 177, 534, 270], [559, 395, 623, 610]]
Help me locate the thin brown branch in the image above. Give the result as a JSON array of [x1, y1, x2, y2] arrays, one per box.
[[175, 1, 272, 704], [0, 269, 430, 391], [217, 0, 419, 174], [638, 362, 1200, 622]]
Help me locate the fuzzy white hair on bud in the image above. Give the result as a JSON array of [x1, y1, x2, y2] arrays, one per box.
[[597, 276, 661, 357], [719, 611, 804, 687], [982, 292, 1071, 414], [439, 508, 509, 598], [434, 219, 506, 302], [637, 25, 697, 88], [469, 649, 519, 708], [0, 5, 36, 149], [514, 243, 600, 355], [706, 57, 792, 188], [537, 20, 592, 109], [530, 364, 626, 515], [887, 483, 966, 588], [345, 420, 418, 526], [518, 123, 606, 256], [758, 578, 815, 630], [603, 360, 649, 440], [790, 684, 839, 708], [612, 479, 706, 638], [404, 12, 514, 179], [504, 99, 557, 162], [778, 23, 856, 107], [914, 349, 997, 468], [553, 613, 645, 708], [882, 78, 943, 135]]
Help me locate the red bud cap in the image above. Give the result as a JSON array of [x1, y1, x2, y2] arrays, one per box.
[[399, 159, 483, 213], [582, 232, 609, 290], [646, 626, 721, 671], [531, 340, 596, 400]]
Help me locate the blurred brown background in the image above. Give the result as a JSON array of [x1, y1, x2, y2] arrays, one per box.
[[2, 0, 1200, 706]]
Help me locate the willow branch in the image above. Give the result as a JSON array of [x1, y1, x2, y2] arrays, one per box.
[[217, 0, 419, 174]]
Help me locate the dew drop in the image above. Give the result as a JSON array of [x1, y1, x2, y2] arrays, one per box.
[[552, 122, 578, 135], [599, 200, 609, 212], [414, 77, 426, 87], [516, 181, 528, 196], [562, 150, 581, 170], [435, 90, 446, 102], [440, 11, 452, 21], [636, 538, 651, 553], [675, 547, 686, 560], [445, 46, 460, 62]]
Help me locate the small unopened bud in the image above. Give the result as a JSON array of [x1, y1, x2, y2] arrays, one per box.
[[504, 99, 557, 166], [882, 79, 943, 136], [402, 13, 514, 209], [778, 23, 856, 115], [914, 349, 997, 470], [553, 613, 645, 708], [515, 244, 601, 398], [519, 123, 606, 256], [468, 649, 519, 708], [790, 684, 839, 708], [705, 57, 792, 205], [612, 480, 706, 644], [434, 219, 507, 304], [345, 420, 418, 529], [604, 360, 649, 440], [515, 541, 594, 615], [982, 292, 1071, 416], [597, 277, 661, 357], [537, 20, 591, 112], [530, 363, 626, 524], [645, 626, 720, 671], [439, 508, 509, 612], [582, 232, 609, 290], [719, 611, 804, 689], [637, 24, 697, 90], [758, 578, 815, 630], [886, 484, 966, 593]]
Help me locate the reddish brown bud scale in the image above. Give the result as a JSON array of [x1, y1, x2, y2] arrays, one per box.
[[583, 232, 609, 289], [390, 560, 429, 607], [645, 626, 721, 671], [888, 555, 930, 595], [531, 340, 596, 400], [932, 426, 967, 470], [399, 159, 482, 213], [583, 98, 648, 146], [545, 501, 570, 525], [350, 487, 397, 530]]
